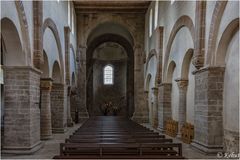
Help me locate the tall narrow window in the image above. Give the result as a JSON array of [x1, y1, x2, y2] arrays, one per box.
[[149, 9, 153, 37], [68, 1, 71, 26], [154, 0, 159, 29], [72, 9, 74, 34], [171, 0, 175, 5], [104, 65, 113, 85]]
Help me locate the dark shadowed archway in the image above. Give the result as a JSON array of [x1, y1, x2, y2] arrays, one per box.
[[86, 33, 134, 118]]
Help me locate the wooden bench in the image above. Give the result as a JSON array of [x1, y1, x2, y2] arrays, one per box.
[[53, 116, 184, 159], [55, 142, 183, 159]]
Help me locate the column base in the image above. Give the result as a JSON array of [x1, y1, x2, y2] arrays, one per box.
[[67, 119, 74, 127], [78, 111, 89, 123], [2, 141, 43, 154], [176, 132, 181, 139], [52, 127, 67, 133], [157, 126, 165, 134], [191, 140, 223, 154], [40, 135, 53, 140], [131, 113, 148, 123]]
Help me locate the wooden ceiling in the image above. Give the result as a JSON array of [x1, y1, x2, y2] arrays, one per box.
[[73, 1, 151, 14]]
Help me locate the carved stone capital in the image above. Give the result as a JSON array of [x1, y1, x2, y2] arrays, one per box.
[[192, 54, 204, 70], [40, 78, 53, 91], [175, 78, 188, 90], [159, 82, 172, 87]]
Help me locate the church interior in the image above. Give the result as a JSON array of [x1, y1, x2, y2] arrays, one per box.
[[0, 0, 239, 159]]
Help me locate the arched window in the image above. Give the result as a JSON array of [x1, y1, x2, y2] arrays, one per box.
[[104, 65, 113, 85], [149, 9, 153, 37], [154, 0, 159, 29]]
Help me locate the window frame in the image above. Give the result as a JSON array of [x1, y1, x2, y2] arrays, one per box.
[[103, 65, 114, 85]]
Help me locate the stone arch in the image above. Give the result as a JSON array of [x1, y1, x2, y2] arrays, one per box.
[[215, 18, 239, 66], [84, 15, 136, 46], [43, 18, 64, 80], [145, 74, 153, 124], [71, 72, 76, 87], [166, 61, 176, 83], [180, 49, 194, 79], [52, 61, 62, 84], [145, 74, 152, 92], [14, 1, 31, 66], [40, 50, 50, 78], [206, 1, 228, 65], [163, 15, 194, 79], [220, 19, 239, 152], [145, 49, 157, 74], [87, 33, 134, 117], [69, 44, 77, 74], [179, 48, 195, 128], [1, 18, 25, 66]]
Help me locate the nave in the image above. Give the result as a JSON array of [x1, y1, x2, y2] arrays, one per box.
[[2, 117, 217, 159], [1, 1, 239, 158]]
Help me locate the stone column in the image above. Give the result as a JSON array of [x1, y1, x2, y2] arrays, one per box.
[[40, 78, 53, 140], [2, 66, 42, 154], [144, 91, 149, 123], [33, 1, 43, 69], [157, 83, 172, 133], [152, 87, 158, 128], [175, 78, 188, 137], [132, 45, 148, 123], [77, 46, 89, 122], [191, 66, 225, 153], [67, 86, 73, 126], [192, 1, 206, 69], [51, 83, 67, 133]]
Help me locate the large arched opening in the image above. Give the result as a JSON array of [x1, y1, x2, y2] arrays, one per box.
[[86, 22, 134, 118]]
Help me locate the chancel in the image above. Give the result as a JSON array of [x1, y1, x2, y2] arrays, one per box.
[[0, 0, 239, 159]]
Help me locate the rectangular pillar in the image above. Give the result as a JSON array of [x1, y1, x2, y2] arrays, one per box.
[[191, 66, 225, 153], [157, 83, 172, 133], [51, 83, 67, 133], [77, 47, 89, 122], [2, 66, 42, 154], [132, 45, 148, 123]]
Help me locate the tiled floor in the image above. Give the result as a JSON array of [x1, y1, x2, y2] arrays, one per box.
[[1, 123, 220, 159]]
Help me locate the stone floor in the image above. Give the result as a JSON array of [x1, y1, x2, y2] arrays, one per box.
[[1, 122, 222, 159], [143, 124, 221, 159], [1, 123, 82, 159]]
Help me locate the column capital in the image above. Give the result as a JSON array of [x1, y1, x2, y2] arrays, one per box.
[[159, 82, 172, 87], [64, 26, 71, 33], [175, 78, 188, 89], [40, 78, 53, 91]]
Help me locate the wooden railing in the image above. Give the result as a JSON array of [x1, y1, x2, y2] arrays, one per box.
[[180, 123, 194, 144]]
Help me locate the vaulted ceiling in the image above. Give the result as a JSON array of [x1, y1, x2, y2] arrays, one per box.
[[73, 1, 151, 14]]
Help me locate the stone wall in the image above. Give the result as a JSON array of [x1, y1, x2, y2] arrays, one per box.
[[92, 60, 127, 116], [157, 83, 172, 132], [51, 83, 67, 133], [2, 66, 42, 153], [192, 66, 225, 153], [223, 129, 239, 153]]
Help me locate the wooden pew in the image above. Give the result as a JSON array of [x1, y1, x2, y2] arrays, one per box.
[[53, 116, 184, 159]]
